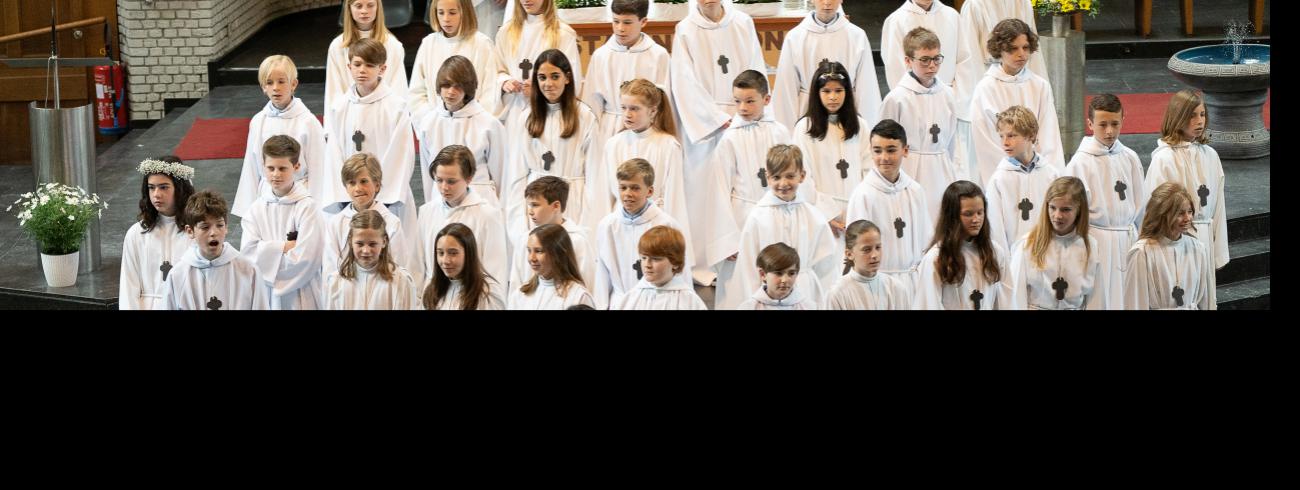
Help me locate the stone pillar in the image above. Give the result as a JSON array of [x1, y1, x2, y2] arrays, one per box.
[[1041, 17, 1086, 160]]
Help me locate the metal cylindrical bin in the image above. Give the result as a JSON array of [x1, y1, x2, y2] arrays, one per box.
[[29, 101, 100, 272]]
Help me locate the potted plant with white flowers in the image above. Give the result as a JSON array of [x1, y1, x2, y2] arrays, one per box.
[[557, 0, 610, 23], [734, 0, 783, 18], [7, 182, 108, 287]]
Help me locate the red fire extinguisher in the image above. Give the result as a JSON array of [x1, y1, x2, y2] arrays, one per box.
[[95, 62, 128, 136]]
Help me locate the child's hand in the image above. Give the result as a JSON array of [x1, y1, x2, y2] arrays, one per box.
[[502, 79, 525, 94], [283, 240, 297, 253], [829, 218, 845, 238]]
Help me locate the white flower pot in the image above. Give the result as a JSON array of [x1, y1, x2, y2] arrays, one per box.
[[558, 6, 609, 24], [737, 3, 784, 18], [41, 251, 79, 288], [653, 3, 688, 21]]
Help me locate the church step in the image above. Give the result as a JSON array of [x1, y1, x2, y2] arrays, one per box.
[[0, 287, 116, 310], [1227, 213, 1270, 243], [1217, 237, 1270, 286], [1217, 276, 1270, 310]]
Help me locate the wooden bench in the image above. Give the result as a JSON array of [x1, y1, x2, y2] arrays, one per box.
[[1135, 0, 1266, 37]]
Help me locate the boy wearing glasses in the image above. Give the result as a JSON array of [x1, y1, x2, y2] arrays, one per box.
[[880, 27, 960, 220], [880, 0, 960, 91]]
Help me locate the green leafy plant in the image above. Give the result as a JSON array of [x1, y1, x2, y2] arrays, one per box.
[[556, 0, 606, 8], [7, 182, 108, 255]]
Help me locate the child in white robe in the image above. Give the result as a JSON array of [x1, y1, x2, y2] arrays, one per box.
[[737, 242, 817, 310], [913, 180, 1012, 310], [240, 136, 327, 310], [879, 27, 961, 221], [416, 55, 506, 209], [326, 0, 408, 128], [418, 144, 509, 285], [823, 220, 910, 310], [715, 145, 840, 311], [476, 0, 507, 39], [1145, 89, 1229, 275], [880, 0, 959, 90], [603, 79, 690, 241], [233, 56, 326, 218], [120, 157, 196, 310], [325, 209, 422, 310], [410, 0, 507, 124], [593, 158, 691, 310], [500, 48, 603, 250], [321, 153, 422, 287], [983, 106, 1060, 251], [772, 0, 880, 130], [494, 0, 582, 124], [508, 223, 596, 309], [581, 0, 671, 165], [793, 60, 871, 235], [845, 120, 931, 289], [609, 225, 708, 310], [323, 38, 418, 230], [968, 19, 1065, 184], [423, 222, 507, 310], [508, 176, 594, 293], [1123, 182, 1216, 310], [1062, 94, 1146, 310], [155, 191, 268, 310], [1008, 176, 1104, 310]]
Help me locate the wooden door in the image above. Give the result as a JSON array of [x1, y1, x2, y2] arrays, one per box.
[[0, 0, 118, 165]]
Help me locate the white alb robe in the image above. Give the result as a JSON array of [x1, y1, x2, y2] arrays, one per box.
[[1145, 139, 1229, 271], [493, 14, 583, 124], [155, 243, 268, 310], [325, 30, 408, 129], [593, 202, 690, 310], [913, 239, 1012, 310], [418, 188, 508, 286], [845, 168, 932, 286], [240, 181, 326, 310], [609, 273, 708, 311], [984, 155, 1060, 251], [325, 263, 421, 310], [1063, 136, 1146, 310], [118, 215, 193, 310], [602, 128, 691, 237], [1008, 231, 1103, 310], [233, 98, 327, 218], [407, 30, 506, 127], [507, 276, 595, 310], [509, 218, 594, 295], [969, 64, 1065, 184], [737, 284, 817, 310], [880, 71, 961, 220], [952, 0, 1047, 121], [711, 114, 792, 261], [321, 200, 421, 288], [793, 114, 872, 223], [1123, 235, 1216, 310], [823, 268, 909, 310], [880, 0, 960, 90], [772, 12, 882, 131], [323, 83, 417, 218], [416, 99, 506, 209], [501, 102, 603, 250], [714, 190, 840, 311], [579, 33, 672, 163], [431, 276, 507, 310]]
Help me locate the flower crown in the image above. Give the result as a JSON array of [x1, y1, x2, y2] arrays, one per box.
[[136, 159, 195, 182]]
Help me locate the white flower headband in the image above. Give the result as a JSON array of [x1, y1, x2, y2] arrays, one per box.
[[136, 158, 195, 182]]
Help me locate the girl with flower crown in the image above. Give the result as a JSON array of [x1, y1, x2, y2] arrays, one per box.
[[119, 156, 197, 310]]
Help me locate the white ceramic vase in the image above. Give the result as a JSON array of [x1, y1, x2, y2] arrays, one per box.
[[41, 251, 79, 288]]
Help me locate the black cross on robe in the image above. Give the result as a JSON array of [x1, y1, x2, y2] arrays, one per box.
[[930, 123, 941, 144], [836, 159, 850, 179], [1053, 276, 1069, 301], [1172, 285, 1185, 307], [352, 130, 365, 152], [970, 289, 984, 310], [1114, 180, 1128, 201], [542, 151, 555, 172], [519, 58, 533, 81], [286, 230, 298, 241], [1198, 184, 1210, 207], [894, 217, 906, 239], [207, 296, 223, 311], [717, 54, 730, 74], [757, 168, 768, 188], [633, 259, 643, 280], [160, 261, 172, 281], [1018, 198, 1034, 221]]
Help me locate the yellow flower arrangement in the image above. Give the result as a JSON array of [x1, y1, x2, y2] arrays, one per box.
[[1032, 0, 1102, 17]]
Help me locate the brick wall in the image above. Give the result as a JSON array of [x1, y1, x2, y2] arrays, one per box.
[[117, 0, 339, 121]]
